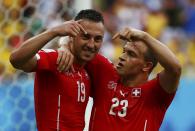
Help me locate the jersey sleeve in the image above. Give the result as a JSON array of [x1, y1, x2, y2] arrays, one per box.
[[35, 49, 58, 72], [145, 74, 175, 108]]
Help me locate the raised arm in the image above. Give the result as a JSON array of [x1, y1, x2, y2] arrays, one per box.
[[113, 28, 181, 93], [142, 31, 181, 93], [10, 20, 86, 72]]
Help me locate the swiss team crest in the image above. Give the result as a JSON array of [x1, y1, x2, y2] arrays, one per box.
[[131, 88, 141, 97], [107, 81, 117, 90]]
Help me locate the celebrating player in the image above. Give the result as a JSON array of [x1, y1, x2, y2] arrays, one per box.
[[9, 9, 104, 131], [58, 27, 181, 131]]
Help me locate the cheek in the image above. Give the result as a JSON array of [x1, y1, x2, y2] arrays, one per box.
[[92, 42, 101, 50], [126, 59, 143, 70], [73, 40, 84, 49], [95, 42, 102, 48]]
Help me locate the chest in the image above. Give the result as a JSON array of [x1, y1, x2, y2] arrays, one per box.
[[56, 70, 91, 102]]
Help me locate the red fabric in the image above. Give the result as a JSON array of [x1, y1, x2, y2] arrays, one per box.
[[86, 54, 175, 131], [34, 50, 91, 131]]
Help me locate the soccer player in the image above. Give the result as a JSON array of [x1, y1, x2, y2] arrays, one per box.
[[9, 9, 104, 131], [58, 28, 181, 131]]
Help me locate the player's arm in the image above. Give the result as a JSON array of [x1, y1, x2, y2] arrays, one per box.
[[113, 28, 181, 93], [142, 32, 181, 93], [10, 20, 85, 72]]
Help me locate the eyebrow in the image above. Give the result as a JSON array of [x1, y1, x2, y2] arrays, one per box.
[[82, 33, 103, 37]]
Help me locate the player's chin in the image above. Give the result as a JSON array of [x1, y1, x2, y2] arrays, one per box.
[[116, 67, 125, 76], [81, 53, 96, 61]]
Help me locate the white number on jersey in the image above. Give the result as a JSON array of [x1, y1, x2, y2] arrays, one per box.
[[77, 81, 86, 102], [109, 97, 128, 117]]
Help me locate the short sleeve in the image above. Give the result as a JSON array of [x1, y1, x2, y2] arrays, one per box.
[[144, 74, 175, 108], [35, 49, 58, 72]]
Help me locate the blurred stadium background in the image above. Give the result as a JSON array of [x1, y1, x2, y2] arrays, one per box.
[[0, 0, 195, 130]]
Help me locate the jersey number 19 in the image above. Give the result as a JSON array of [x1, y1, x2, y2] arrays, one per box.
[[77, 81, 85, 102]]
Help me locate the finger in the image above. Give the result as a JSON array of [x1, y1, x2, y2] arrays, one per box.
[[77, 24, 87, 34], [112, 32, 120, 40], [76, 22, 87, 34], [119, 30, 132, 42], [58, 52, 67, 71], [71, 65, 75, 73], [120, 29, 129, 38], [57, 51, 63, 64], [59, 64, 65, 72], [59, 65, 65, 73], [119, 35, 131, 42], [63, 54, 71, 71], [126, 31, 132, 41], [71, 26, 80, 34], [65, 54, 74, 71], [73, 23, 81, 32], [60, 54, 68, 72], [69, 30, 77, 37]]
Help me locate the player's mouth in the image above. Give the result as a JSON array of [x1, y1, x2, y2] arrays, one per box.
[[82, 46, 97, 54], [116, 62, 124, 69]]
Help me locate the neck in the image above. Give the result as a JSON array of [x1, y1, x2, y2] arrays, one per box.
[[120, 73, 148, 87], [73, 57, 86, 67]]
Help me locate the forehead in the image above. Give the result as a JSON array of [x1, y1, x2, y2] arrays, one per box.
[[80, 20, 104, 36], [125, 41, 148, 55]]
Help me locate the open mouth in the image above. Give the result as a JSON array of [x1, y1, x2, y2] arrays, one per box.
[[83, 46, 97, 53], [83, 50, 95, 56], [116, 62, 124, 68]]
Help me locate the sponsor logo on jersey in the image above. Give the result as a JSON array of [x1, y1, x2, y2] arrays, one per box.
[[120, 90, 129, 97], [131, 88, 141, 97], [107, 81, 117, 90]]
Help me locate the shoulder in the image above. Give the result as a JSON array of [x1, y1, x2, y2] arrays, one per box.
[[37, 49, 57, 55], [145, 76, 159, 88], [90, 54, 113, 67], [36, 49, 58, 60], [35, 49, 58, 72], [142, 74, 175, 99]]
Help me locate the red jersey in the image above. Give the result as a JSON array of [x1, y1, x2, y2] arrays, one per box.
[[86, 54, 175, 131], [34, 49, 90, 131]]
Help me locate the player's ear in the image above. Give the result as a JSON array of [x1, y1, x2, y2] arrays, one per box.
[[142, 62, 153, 72]]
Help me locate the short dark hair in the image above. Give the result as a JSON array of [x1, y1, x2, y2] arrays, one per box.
[[144, 48, 158, 72], [74, 9, 104, 24]]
